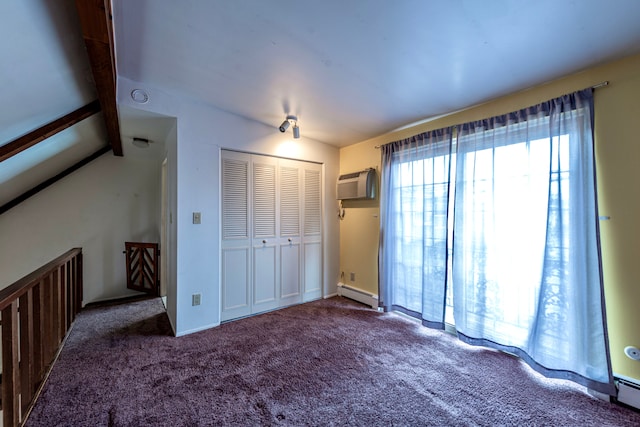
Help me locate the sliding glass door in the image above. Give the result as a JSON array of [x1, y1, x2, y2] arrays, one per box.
[[379, 90, 614, 395]]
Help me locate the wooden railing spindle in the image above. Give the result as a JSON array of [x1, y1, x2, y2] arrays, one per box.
[[43, 274, 54, 366], [19, 290, 34, 413], [32, 284, 44, 383]]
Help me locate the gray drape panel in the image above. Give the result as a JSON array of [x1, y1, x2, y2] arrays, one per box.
[[453, 89, 613, 395], [379, 128, 453, 328]]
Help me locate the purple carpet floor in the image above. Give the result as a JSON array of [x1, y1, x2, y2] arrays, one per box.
[[26, 296, 640, 426]]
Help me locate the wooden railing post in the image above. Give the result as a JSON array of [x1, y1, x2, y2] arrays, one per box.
[[76, 253, 83, 317], [2, 301, 20, 426]]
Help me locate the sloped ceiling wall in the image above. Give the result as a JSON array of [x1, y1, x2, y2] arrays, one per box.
[[0, 0, 106, 208]]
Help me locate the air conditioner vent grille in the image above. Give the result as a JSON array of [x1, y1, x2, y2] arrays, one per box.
[[336, 169, 376, 200], [339, 172, 361, 180]]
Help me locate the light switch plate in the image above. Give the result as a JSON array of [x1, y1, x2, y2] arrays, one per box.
[[193, 212, 201, 224], [192, 293, 201, 306]]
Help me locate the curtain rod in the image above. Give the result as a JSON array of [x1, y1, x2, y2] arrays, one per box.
[[373, 81, 610, 149]]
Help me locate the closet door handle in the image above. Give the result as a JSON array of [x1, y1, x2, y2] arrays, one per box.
[[287, 238, 292, 242], [262, 240, 267, 244]]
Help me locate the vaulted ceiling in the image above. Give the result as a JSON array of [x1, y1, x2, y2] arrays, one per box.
[[3, 0, 640, 209], [0, 1, 105, 209]]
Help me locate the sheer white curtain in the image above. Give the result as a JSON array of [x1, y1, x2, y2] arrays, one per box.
[[379, 90, 614, 394], [379, 129, 453, 328], [452, 89, 613, 394]]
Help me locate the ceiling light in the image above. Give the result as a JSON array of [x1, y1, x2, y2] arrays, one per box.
[[132, 137, 151, 148], [278, 115, 300, 138], [130, 89, 149, 104]]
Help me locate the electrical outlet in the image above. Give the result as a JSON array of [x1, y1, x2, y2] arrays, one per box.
[[192, 293, 201, 306], [350, 272, 355, 282]]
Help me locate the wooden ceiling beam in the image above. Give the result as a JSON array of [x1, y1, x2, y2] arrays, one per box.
[[0, 100, 101, 163], [74, 0, 123, 156]]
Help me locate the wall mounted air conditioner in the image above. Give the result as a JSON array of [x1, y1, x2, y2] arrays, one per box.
[[336, 168, 376, 200]]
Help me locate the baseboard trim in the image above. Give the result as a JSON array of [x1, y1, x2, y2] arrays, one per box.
[[175, 322, 220, 337], [337, 282, 378, 309], [616, 375, 640, 409]]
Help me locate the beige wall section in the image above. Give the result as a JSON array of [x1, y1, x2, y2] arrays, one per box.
[[338, 143, 380, 294], [339, 53, 640, 382], [593, 55, 640, 381]]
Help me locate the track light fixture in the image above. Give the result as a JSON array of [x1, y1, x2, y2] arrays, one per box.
[[278, 115, 300, 139], [279, 120, 290, 132]]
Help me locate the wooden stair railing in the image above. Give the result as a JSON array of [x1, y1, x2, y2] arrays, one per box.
[[0, 248, 83, 427]]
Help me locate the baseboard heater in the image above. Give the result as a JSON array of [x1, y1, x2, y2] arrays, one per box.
[[337, 282, 378, 309], [617, 376, 640, 409]]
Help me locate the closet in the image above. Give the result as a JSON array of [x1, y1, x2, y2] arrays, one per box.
[[221, 150, 323, 321]]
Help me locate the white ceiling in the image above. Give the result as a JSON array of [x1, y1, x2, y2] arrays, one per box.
[[113, 0, 640, 147], [118, 104, 175, 159], [2, 0, 640, 209]]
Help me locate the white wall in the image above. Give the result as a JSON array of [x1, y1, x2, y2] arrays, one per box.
[[163, 122, 179, 333], [0, 150, 162, 303], [118, 77, 341, 336]]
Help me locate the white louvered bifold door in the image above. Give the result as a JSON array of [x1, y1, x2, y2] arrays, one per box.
[[302, 163, 323, 301], [221, 150, 322, 321], [252, 155, 278, 313], [278, 159, 302, 306], [221, 151, 251, 321]]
